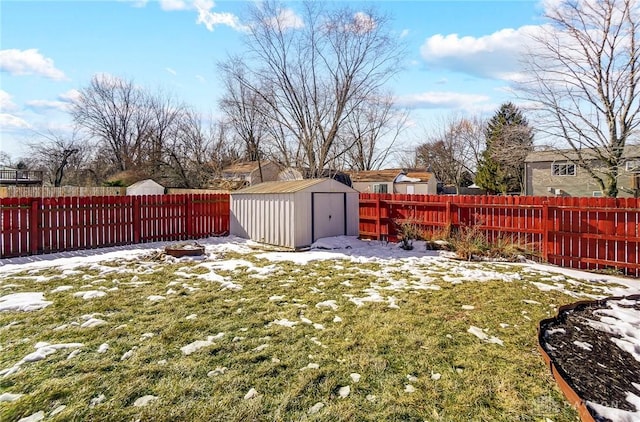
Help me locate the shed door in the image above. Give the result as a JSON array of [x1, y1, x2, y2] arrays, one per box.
[[312, 193, 346, 241]]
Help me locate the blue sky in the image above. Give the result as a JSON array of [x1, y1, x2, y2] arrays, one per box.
[[0, 0, 546, 161]]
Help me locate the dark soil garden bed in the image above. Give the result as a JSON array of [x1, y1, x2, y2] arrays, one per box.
[[539, 295, 640, 421]]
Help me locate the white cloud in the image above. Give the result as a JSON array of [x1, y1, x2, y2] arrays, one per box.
[[0, 114, 30, 130], [59, 89, 81, 103], [197, 9, 246, 32], [0, 49, 66, 80], [156, 0, 246, 31], [400, 29, 410, 39], [420, 25, 541, 81], [159, 0, 191, 11], [350, 12, 376, 34], [25, 89, 81, 112], [266, 8, 304, 31], [25, 99, 69, 110], [396, 91, 491, 111], [119, 0, 148, 7], [0, 90, 18, 112], [166, 67, 177, 75]]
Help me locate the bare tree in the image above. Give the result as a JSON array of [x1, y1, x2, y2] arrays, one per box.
[[219, 0, 404, 176], [416, 116, 485, 193], [71, 75, 153, 173], [521, 0, 640, 197], [27, 130, 88, 186], [342, 93, 409, 171]]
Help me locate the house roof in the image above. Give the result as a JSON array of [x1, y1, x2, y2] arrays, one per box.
[[233, 178, 355, 194], [525, 145, 640, 163], [223, 161, 272, 174], [349, 168, 433, 183]]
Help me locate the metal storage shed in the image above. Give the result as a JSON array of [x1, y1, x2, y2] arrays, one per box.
[[230, 179, 359, 250]]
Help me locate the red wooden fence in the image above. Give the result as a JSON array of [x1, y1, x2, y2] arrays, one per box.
[[1, 194, 230, 258], [360, 193, 640, 277], [2, 192, 638, 278]]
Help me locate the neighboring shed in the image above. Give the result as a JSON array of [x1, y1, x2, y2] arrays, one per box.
[[126, 179, 165, 196], [230, 179, 359, 250]]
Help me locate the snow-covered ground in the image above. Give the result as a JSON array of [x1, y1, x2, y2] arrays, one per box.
[[1, 235, 639, 420]]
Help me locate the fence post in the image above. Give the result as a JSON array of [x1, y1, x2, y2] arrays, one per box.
[[375, 195, 381, 241], [30, 198, 40, 255], [185, 195, 192, 239], [542, 201, 549, 261], [133, 196, 141, 244]]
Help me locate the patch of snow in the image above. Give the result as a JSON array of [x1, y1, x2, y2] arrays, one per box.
[[147, 295, 165, 301], [81, 318, 106, 328], [523, 299, 541, 305], [18, 411, 45, 422], [338, 385, 350, 398], [180, 333, 224, 355], [253, 344, 269, 352], [0, 392, 23, 402], [133, 395, 158, 407], [300, 363, 320, 371], [0, 292, 52, 312], [308, 402, 324, 414], [185, 314, 197, 320], [97, 343, 109, 353], [333, 315, 342, 323], [461, 305, 475, 310], [431, 372, 442, 380], [572, 341, 593, 351], [244, 388, 258, 400], [207, 366, 228, 377], [467, 326, 503, 346], [73, 290, 106, 300], [50, 405, 66, 416], [404, 384, 416, 393], [350, 373, 361, 383], [0, 342, 83, 377], [270, 319, 298, 328], [406, 374, 418, 382], [51, 285, 73, 293], [120, 348, 136, 360], [89, 393, 105, 407]]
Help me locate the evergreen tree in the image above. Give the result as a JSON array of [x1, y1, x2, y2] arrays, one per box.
[[475, 103, 533, 194]]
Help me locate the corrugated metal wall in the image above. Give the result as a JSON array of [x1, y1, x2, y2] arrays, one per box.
[[230, 180, 360, 250], [231, 193, 296, 248]]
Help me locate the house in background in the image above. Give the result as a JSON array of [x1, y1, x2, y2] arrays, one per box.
[[524, 145, 640, 197], [221, 161, 280, 187], [0, 166, 43, 187], [348, 168, 437, 194]]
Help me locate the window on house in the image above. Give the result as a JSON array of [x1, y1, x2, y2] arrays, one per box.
[[551, 162, 576, 176], [625, 159, 640, 172], [373, 184, 387, 193]]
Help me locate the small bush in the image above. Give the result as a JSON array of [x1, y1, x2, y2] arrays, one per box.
[[394, 220, 424, 250]]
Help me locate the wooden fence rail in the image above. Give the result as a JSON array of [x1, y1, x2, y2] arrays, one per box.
[[1, 194, 230, 258], [359, 193, 640, 277]]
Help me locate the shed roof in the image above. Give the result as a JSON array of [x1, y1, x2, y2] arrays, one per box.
[[233, 178, 339, 194], [349, 168, 432, 183], [127, 179, 163, 189]]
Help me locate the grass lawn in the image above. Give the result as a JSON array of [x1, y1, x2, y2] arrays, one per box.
[[0, 237, 633, 421]]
